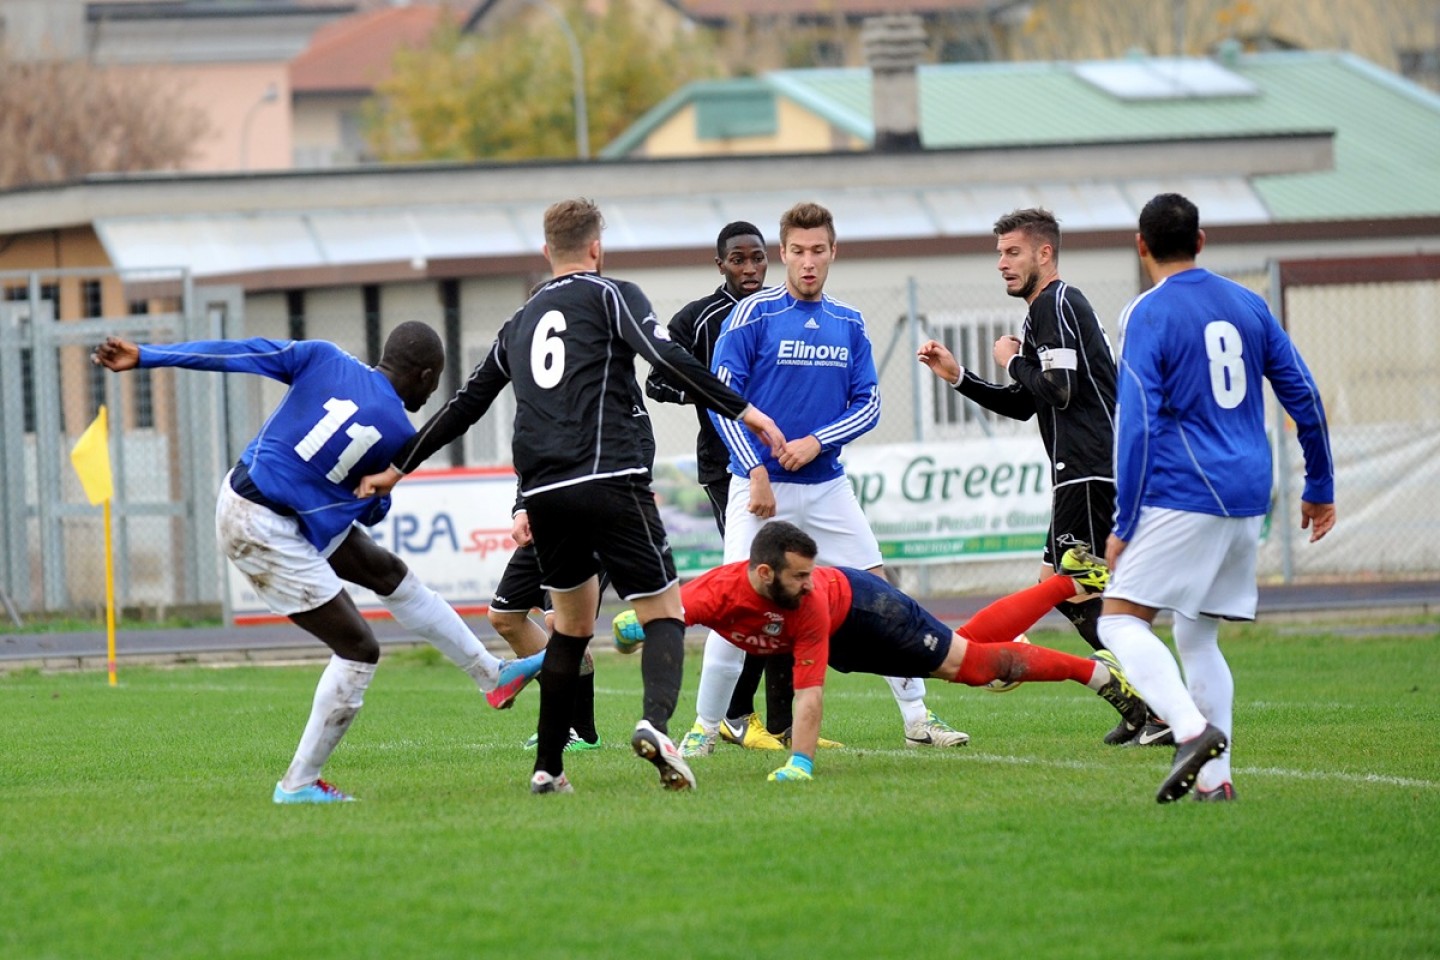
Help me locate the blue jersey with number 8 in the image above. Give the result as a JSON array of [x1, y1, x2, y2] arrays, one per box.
[[139, 338, 413, 549], [1111, 268, 1333, 542]]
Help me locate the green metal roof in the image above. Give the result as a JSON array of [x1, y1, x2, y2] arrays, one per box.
[[604, 51, 1440, 221]]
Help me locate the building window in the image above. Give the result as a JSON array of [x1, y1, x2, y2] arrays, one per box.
[[924, 312, 1028, 436], [363, 285, 381, 365], [286, 290, 306, 341], [128, 300, 155, 428], [4, 284, 59, 433], [81, 279, 103, 318]]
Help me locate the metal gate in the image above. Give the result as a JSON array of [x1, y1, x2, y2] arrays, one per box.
[[0, 268, 245, 618]]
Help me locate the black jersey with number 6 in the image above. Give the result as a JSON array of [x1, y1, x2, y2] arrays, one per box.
[[391, 271, 750, 496]]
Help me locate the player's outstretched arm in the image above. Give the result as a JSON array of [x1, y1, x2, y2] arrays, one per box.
[[916, 339, 960, 384], [1301, 500, 1336, 543], [355, 465, 404, 499], [91, 336, 141, 373]]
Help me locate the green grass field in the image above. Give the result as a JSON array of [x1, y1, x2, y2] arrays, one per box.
[[2, 621, 1436, 960]]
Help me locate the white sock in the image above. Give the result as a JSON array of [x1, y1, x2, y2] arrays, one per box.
[[694, 630, 745, 727], [1174, 612, 1233, 789], [381, 570, 501, 691], [1098, 614, 1208, 741], [280, 655, 375, 792], [886, 676, 930, 726]]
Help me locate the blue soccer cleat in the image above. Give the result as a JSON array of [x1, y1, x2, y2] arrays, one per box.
[[487, 650, 546, 709], [273, 778, 355, 804]]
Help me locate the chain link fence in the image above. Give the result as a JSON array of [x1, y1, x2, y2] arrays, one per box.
[[5, 256, 1435, 617]]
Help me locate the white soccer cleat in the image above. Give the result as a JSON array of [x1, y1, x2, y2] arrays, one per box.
[[904, 711, 970, 748], [632, 720, 697, 791]]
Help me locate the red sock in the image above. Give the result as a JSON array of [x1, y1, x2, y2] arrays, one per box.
[[958, 576, 1077, 645], [955, 639, 1096, 687]]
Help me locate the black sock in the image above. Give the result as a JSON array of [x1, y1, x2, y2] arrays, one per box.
[[535, 632, 588, 775], [1058, 596, 1106, 652], [640, 617, 685, 735], [763, 653, 795, 735], [572, 670, 597, 743], [725, 653, 766, 721]]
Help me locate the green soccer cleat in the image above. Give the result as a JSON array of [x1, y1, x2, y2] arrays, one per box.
[[524, 728, 602, 752]]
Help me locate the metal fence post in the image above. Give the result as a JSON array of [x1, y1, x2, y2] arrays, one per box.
[[1268, 258, 1295, 584]]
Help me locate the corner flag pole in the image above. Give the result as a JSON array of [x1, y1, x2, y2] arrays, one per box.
[[103, 498, 116, 686], [70, 406, 118, 686]]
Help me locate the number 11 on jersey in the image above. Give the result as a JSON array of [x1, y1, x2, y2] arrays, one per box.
[[294, 397, 383, 483]]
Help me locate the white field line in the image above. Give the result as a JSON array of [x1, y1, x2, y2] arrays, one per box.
[[841, 748, 1440, 790], [585, 688, 1437, 790]]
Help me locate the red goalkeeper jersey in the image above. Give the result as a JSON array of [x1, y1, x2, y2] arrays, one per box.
[[680, 561, 854, 689]]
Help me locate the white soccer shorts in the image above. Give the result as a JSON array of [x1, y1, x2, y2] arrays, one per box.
[[216, 474, 348, 617], [721, 474, 883, 568], [1107, 506, 1264, 621]]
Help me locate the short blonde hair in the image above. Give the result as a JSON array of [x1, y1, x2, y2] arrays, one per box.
[[544, 198, 604, 259], [779, 201, 835, 246]]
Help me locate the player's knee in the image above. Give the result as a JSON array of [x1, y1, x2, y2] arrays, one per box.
[[368, 553, 409, 596], [330, 633, 380, 664], [487, 609, 523, 642]]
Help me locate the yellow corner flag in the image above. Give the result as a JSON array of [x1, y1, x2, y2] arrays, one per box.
[[71, 406, 114, 505], [70, 406, 119, 685]]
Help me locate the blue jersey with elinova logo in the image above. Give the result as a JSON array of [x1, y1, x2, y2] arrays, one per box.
[[139, 339, 414, 550], [709, 286, 880, 484], [1112, 268, 1333, 542]]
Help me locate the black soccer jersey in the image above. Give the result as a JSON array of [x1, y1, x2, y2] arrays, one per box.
[[644, 284, 740, 485], [954, 278, 1116, 487], [392, 271, 749, 496]]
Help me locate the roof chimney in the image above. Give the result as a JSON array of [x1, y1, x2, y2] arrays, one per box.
[[861, 14, 927, 152]]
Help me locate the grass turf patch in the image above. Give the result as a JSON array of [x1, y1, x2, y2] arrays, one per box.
[[0, 622, 1435, 959]]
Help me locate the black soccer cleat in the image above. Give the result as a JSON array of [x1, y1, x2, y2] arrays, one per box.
[[1091, 651, 1148, 744], [1134, 715, 1175, 747], [1157, 724, 1229, 804]]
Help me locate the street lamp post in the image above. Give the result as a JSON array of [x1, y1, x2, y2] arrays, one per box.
[[239, 82, 279, 170], [529, 0, 589, 160]]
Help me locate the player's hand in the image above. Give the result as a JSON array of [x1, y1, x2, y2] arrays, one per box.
[[511, 511, 533, 547], [91, 337, 140, 372], [916, 339, 960, 385], [612, 609, 643, 654], [747, 470, 776, 518], [1301, 500, 1336, 542], [355, 465, 403, 499], [993, 335, 1022, 367], [740, 405, 787, 458], [1104, 533, 1127, 571], [777, 435, 821, 472], [768, 756, 814, 782]]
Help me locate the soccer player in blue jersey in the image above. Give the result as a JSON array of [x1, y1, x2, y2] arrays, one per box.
[[645, 221, 796, 752], [681, 201, 966, 756], [1097, 193, 1336, 803], [92, 324, 513, 804]]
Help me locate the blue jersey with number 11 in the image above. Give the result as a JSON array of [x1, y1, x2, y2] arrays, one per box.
[[139, 338, 414, 550], [1112, 268, 1333, 542]]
